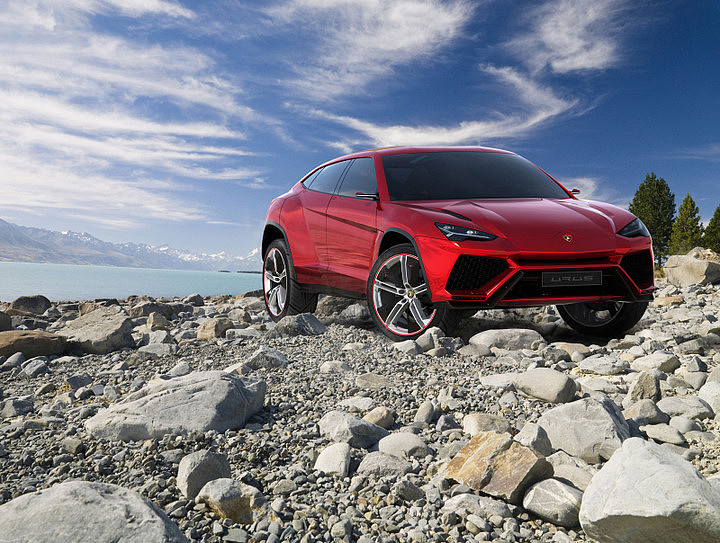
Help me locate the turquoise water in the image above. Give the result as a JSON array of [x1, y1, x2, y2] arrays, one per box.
[[0, 262, 262, 302]]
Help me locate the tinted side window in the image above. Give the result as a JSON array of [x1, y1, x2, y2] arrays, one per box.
[[336, 158, 378, 197], [305, 161, 350, 194], [302, 168, 322, 189]]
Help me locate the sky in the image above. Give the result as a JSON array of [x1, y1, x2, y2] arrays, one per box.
[[1, 0, 719, 259]]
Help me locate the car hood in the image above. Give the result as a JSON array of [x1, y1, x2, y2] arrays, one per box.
[[402, 198, 634, 253]]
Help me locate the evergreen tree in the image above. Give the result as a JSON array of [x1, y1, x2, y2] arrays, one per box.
[[628, 172, 675, 264], [669, 193, 704, 255], [702, 204, 720, 253]]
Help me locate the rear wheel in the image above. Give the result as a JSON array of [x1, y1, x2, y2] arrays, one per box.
[[367, 244, 461, 341], [263, 239, 317, 321], [556, 301, 648, 338]]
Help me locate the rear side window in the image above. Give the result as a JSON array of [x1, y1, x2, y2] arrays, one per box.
[[303, 161, 350, 194], [335, 158, 378, 197]]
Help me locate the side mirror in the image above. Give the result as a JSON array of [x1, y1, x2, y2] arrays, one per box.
[[570, 188, 581, 195]]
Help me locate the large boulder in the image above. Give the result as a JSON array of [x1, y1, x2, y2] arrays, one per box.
[[56, 305, 135, 354], [318, 410, 389, 448], [469, 328, 544, 350], [0, 330, 67, 358], [580, 437, 720, 543], [177, 450, 231, 500], [513, 368, 577, 403], [0, 481, 187, 542], [85, 371, 266, 441], [523, 478, 583, 528], [0, 311, 11, 332], [196, 317, 234, 340], [441, 431, 551, 504], [10, 295, 52, 315], [266, 313, 327, 338], [537, 396, 630, 464], [664, 247, 720, 288]]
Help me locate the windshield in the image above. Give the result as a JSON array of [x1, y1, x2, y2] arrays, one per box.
[[381, 151, 570, 200]]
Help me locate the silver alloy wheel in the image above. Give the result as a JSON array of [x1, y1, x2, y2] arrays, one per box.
[[563, 301, 624, 327], [264, 247, 287, 316], [372, 253, 436, 335]]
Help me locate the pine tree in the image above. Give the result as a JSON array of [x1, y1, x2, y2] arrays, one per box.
[[702, 204, 720, 253], [628, 173, 675, 264], [669, 193, 704, 255]]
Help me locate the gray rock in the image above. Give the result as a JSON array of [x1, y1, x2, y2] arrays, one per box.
[[538, 396, 631, 464], [196, 478, 253, 524], [319, 360, 351, 373], [640, 423, 686, 446], [623, 371, 661, 408], [523, 478, 583, 528], [440, 493, 512, 519], [177, 450, 231, 500], [10, 295, 52, 315], [166, 360, 192, 377], [623, 398, 669, 425], [394, 479, 424, 501], [580, 437, 720, 543], [0, 311, 11, 332], [657, 396, 714, 420], [515, 422, 554, 456], [579, 355, 629, 375], [318, 410, 389, 448], [393, 339, 422, 355], [670, 416, 702, 434], [631, 351, 680, 373], [355, 372, 393, 390], [265, 313, 327, 338], [547, 451, 597, 491], [0, 397, 34, 418], [377, 432, 433, 459], [356, 451, 412, 478], [314, 443, 351, 476], [463, 413, 512, 435], [85, 371, 266, 441], [339, 396, 376, 412], [416, 327, 445, 352], [469, 328, 544, 350], [698, 381, 720, 414], [245, 346, 288, 370], [22, 357, 49, 378], [56, 305, 135, 354], [414, 400, 436, 423], [513, 368, 576, 403], [138, 343, 176, 356], [0, 481, 186, 542], [663, 248, 720, 288]]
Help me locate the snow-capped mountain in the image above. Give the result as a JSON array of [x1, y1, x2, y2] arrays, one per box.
[[0, 218, 261, 271]]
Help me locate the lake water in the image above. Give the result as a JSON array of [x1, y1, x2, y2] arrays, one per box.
[[0, 262, 262, 302]]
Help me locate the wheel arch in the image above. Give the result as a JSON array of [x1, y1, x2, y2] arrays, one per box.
[[262, 222, 288, 258], [377, 228, 420, 257]]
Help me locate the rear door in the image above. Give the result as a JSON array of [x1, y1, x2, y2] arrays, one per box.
[[292, 160, 351, 283], [325, 157, 380, 293]]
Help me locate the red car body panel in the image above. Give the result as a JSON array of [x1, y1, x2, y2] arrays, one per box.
[[263, 146, 655, 310]]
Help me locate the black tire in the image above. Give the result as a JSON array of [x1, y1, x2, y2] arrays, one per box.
[[263, 239, 317, 321], [367, 243, 462, 341], [556, 301, 648, 338]]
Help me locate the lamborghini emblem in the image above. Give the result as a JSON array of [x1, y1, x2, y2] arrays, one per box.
[[562, 234, 573, 242]]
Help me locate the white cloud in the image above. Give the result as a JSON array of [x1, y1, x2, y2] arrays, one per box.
[[269, 0, 475, 100], [559, 177, 629, 207], [308, 66, 577, 147], [509, 0, 625, 74], [0, 0, 261, 231]]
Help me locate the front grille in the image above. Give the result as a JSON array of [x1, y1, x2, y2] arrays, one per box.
[[502, 268, 631, 301], [446, 255, 509, 291], [621, 250, 654, 287]]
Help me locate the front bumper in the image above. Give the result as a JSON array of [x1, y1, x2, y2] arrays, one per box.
[[417, 236, 655, 309]]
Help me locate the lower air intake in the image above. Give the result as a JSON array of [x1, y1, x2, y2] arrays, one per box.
[[621, 250, 654, 287], [446, 255, 509, 291]]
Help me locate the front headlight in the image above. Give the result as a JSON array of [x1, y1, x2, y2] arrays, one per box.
[[618, 218, 650, 238], [435, 222, 497, 241]]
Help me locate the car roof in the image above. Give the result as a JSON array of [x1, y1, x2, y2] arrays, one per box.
[[320, 146, 514, 166]]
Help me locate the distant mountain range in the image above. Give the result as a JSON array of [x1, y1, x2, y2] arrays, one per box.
[[0, 218, 261, 271]]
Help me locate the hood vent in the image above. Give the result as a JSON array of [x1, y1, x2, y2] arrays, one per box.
[[441, 209, 472, 222]]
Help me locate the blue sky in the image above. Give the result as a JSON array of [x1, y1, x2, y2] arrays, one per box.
[[1, 0, 718, 259]]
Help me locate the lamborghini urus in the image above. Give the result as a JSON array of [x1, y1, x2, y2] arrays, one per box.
[[262, 147, 655, 341]]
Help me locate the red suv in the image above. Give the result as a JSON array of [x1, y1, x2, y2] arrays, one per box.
[[262, 147, 655, 340]]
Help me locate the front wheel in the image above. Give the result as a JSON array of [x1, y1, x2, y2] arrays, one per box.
[[367, 244, 461, 341], [556, 301, 648, 338], [263, 239, 317, 321]]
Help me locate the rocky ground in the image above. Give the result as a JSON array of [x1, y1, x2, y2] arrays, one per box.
[[2, 271, 720, 542]]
